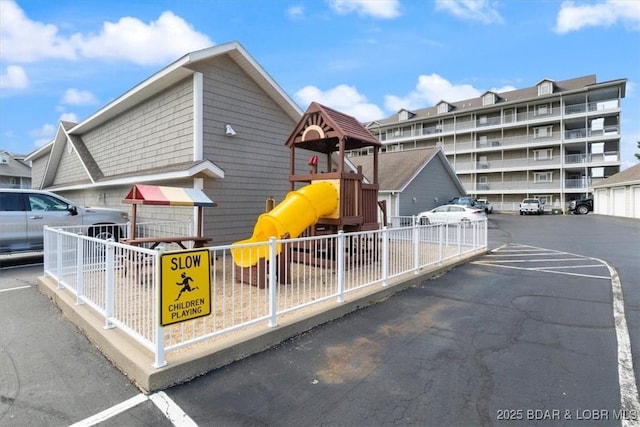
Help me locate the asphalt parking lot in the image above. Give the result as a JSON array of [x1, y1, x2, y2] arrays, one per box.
[[1, 213, 639, 426]]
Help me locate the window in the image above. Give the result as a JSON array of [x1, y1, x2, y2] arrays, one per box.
[[0, 193, 26, 211], [478, 116, 488, 126], [591, 167, 604, 178], [479, 176, 488, 184], [538, 81, 553, 96], [478, 135, 488, 146], [535, 104, 550, 116], [534, 172, 553, 183], [533, 126, 553, 139], [479, 156, 489, 168], [533, 148, 553, 160], [28, 194, 69, 212], [437, 102, 449, 114], [504, 109, 514, 123], [482, 93, 496, 106]]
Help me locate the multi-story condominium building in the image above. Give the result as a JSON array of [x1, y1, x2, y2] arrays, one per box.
[[354, 75, 626, 212]]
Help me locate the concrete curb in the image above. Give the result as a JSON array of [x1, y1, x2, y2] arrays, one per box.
[[37, 248, 486, 393]]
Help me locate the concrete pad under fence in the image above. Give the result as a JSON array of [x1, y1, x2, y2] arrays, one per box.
[[36, 247, 486, 393]]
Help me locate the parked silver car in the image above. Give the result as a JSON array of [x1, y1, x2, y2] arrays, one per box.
[[0, 189, 129, 253], [417, 204, 486, 224]]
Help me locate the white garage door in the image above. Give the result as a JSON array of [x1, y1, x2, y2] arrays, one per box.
[[634, 186, 640, 219], [613, 187, 625, 217], [594, 189, 608, 215]]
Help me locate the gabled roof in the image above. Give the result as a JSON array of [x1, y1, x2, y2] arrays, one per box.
[[66, 41, 301, 136], [348, 147, 465, 194], [592, 163, 640, 188], [0, 150, 31, 178], [44, 160, 224, 192], [285, 102, 380, 153], [26, 41, 303, 160]]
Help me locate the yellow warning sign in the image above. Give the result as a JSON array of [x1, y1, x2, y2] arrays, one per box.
[[160, 249, 211, 326]]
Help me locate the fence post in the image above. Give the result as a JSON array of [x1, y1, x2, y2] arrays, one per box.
[[337, 231, 345, 302], [473, 220, 477, 248], [153, 247, 167, 368], [484, 218, 488, 248], [56, 229, 63, 289], [76, 234, 84, 305], [268, 237, 278, 327], [413, 222, 420, 273], [382, 226, 389, 287], [104, 239, 115, 329], [457, 223, 462, 257], [438, 224, 444, 265]]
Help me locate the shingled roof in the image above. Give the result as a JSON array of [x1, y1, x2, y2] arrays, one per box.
[[285, 102, 380, 153], [348, 147, 461, 192], [592, 163, 640, 188]]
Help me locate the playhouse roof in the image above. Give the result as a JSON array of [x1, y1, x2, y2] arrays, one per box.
[[122, 184, 217, 207], [285, 102, 381, 154]]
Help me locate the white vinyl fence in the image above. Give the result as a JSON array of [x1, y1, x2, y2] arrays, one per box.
[[43, 218, 487, 368]]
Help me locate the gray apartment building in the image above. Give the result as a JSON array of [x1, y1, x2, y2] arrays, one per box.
[[354, 75, 626, 212]]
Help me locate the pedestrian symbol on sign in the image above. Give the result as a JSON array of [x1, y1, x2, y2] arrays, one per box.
[[175, 272, 199, 301]]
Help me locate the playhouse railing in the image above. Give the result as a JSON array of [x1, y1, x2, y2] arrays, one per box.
[[43, 219, 487, 368]]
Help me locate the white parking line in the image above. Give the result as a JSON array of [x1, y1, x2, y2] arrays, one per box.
[[0, 285, 31, 293], [68, 394, 148, 427], [478, 244, 640, 423], [68, 392, 197, 427], [150, 391, 198, 426]]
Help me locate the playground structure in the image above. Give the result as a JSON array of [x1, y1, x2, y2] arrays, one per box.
[[231, 102, 385, 279]]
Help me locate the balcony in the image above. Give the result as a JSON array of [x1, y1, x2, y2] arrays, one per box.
[[467, 177, 601, 193], [379, 98, 620, 144], [565, 151, 619, 165], [565, 126, 619, 140], [454, 156, 560, 173], [565, 100, 620, 115]]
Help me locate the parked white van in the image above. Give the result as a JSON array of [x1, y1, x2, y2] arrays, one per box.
[[0, 189, 128, 253]]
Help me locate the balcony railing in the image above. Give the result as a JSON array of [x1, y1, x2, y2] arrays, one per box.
[[379, 99, 620, 143], [565, 151, 619, 164], [469, 177, 603, 192], [565, 100, 620, 115]]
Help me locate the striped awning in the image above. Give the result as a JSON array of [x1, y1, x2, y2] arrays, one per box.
[[123, 184, 216, 207]]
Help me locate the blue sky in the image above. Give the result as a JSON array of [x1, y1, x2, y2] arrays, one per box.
[[1, 0, 639, 169]]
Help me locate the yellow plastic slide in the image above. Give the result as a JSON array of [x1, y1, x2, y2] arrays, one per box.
[[231, 181, 339, 267]]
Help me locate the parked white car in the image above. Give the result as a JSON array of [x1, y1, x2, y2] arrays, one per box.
[[0, 189, 129, 253], [417, 204, 487, 224]]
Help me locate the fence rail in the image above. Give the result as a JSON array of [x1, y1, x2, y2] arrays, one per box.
[[43, 219, 487, 367]]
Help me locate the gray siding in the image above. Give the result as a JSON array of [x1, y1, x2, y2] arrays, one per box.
[[30, 157, 47, 189], [193, 56, 305, 245], [81, 79, 194, 177], [400, 155, 463, 216], [52, 141, 91, 186]]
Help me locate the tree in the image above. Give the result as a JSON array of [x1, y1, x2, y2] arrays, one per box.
[[636, 140, 640, 161]]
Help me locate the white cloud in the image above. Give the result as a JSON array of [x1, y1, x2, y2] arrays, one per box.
[[0, 1, 213, 65], [384, 74, 516, 112], [555, 0, 640, 34], [328, 0, 401, 19], [0, 1, 77, 62], [61, 88, 99, 106], [59, 112, 79, 123], [0, 65, 29, 89], [287, 5, 305, 20], [295, 84, 385, 122], [29, 123, 56, 147], [71, 11, 213, 65], [434, 0, 504, 24]]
